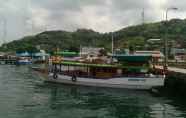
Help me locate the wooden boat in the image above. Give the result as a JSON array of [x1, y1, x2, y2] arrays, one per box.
[[44, 54, 165, 90]]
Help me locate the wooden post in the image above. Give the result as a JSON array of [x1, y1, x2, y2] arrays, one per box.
[[60, 64, 62, 72]]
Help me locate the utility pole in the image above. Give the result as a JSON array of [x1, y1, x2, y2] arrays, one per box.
[[80, 45, 82, 57], [164, 7, 178, 70], [111, 32, 114, 55]]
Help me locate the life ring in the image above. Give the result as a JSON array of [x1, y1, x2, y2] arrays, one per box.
[[53, 73, 58, 79], [71, 75, 77, 82]]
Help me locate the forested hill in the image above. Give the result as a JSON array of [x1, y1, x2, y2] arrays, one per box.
[[1, 19, 186, 53]]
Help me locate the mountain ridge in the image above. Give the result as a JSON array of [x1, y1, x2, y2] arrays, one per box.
[[1, 19, 186, 52]]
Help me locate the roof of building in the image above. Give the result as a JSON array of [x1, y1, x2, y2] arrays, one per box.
[[80, 47, 104, 55], [135, 51, 164, 58], [171, 48, 186, 54]]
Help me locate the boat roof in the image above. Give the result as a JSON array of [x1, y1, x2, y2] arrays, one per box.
[[53, 61, 149, 69], [54, 51, 79, 57]]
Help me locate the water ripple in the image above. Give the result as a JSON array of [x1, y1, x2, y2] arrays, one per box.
[[0, 66, 186, 118]]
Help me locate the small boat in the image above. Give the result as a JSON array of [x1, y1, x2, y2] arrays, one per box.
[[16, 57, 32, 65], [44, 53, 165, 90]]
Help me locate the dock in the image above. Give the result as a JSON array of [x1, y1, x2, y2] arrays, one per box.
[[0, 59, 17, 65], [162, 67, 186, 97], [168, 67, 186, 74]]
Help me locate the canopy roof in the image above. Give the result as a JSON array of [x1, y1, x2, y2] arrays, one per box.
[[113, 55, 152, 62], [60, 61, 118, 68]]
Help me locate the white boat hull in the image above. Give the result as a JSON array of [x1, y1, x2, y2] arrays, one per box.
[[45, 73, 165, 90]]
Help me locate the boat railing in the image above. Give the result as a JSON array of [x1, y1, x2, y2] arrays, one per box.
[[51, 68, 164, 79]]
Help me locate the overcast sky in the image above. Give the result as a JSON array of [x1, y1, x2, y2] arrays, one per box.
[[0, 0, 185, 44]]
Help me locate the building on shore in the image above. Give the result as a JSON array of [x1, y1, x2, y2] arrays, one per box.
[[170, 48, 186, 61], [80, 47, 104, 57]]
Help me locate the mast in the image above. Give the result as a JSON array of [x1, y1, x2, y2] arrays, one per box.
[[2, 18, 7, 46]]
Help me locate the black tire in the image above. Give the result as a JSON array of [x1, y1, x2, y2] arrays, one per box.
[[71, 75, 77, 82], [53, 73, 58, 79]]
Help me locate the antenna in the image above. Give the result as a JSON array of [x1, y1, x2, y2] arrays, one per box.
[[28, 0, 34, 34], [142, 8, 145, 24]]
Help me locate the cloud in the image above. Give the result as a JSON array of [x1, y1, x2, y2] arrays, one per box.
[[30, 0, 154, 32], [0, 0, 185, 44]]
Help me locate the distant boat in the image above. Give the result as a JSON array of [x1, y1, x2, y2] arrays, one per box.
[[16, 57, 32, 65], [43, 53, 165, 90]]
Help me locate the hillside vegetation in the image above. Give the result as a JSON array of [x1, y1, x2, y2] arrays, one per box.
[[1, 19, 186, 53]]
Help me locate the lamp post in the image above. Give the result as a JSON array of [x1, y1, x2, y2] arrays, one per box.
[[164, 7, 178, 70]]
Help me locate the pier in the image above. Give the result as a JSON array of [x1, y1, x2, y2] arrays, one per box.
[[168, 67, 186, 74], [0, 59, 17, 65], [161, 67, 186, 97], [0, 56, 17, 65]]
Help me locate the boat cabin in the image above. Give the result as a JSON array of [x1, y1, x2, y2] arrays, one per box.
[[51, 61, 119, 79]]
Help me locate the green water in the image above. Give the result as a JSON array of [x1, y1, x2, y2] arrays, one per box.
[[0, 65, 186, 118]]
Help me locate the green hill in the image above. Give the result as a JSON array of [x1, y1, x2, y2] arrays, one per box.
[[1, 19, 186, 53]]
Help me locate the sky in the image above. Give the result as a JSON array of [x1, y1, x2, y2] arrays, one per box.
[[0, 0, 185, 44]]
